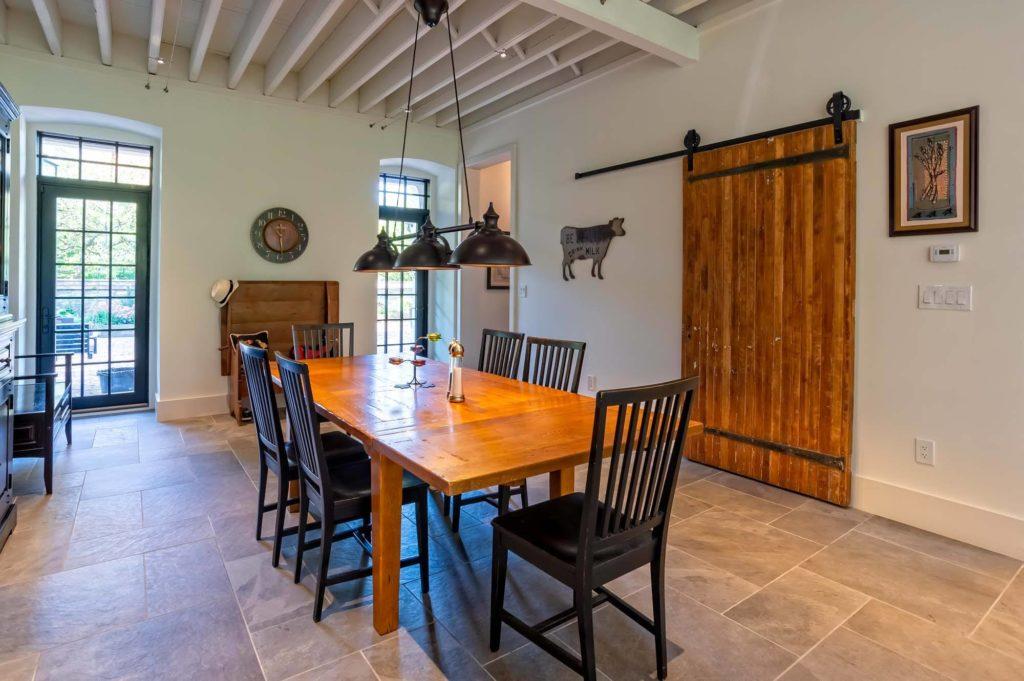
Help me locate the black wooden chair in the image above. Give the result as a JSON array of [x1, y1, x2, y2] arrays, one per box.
[[12, 353, 73, 495], [489, 376, 698, 681], [522, 336, 587, 394], [291, 323, 355, 360], [276, 353, 430, 622], [238, 342, 367, 568], [445, 328, 526, 531]]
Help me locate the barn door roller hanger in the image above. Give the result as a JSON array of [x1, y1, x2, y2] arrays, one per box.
[[574, 91, 859, 179]]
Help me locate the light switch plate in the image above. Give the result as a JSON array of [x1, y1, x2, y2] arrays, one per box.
[[918, 284, 972, 311]]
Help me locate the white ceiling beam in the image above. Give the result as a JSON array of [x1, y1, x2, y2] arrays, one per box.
[[435, 32, 615, 125], [465, 49, 648, 131], [188, 0, 223, 81], [228, 0, 285, 89], [518, 0, 697, 65], [336, 0, 494, 111], [385, 9, 562, 118], [264, 0, 346, 95], [92, 0, 112, 65], [412, 22, 588, 122], [147, 0, 164, 73], [297, 0, 405, 103], [651, 0, 708, 15], [30, 0, 62, 57]]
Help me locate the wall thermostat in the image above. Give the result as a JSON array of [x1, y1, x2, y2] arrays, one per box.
[[929, 244, 961, 262]]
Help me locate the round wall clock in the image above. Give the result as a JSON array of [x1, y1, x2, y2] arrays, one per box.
[[251, 207, 309, 263]]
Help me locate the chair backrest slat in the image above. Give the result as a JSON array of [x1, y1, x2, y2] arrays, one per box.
[[479, 329, 524, 379], [522, 336, 587, 393], [581, 376, 698, 554], [238, 343, 287, 465], [275, 353, 330, 499], [292, 323, 355, 360]]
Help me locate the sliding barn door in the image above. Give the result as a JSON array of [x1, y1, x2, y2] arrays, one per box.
[[682, 121, 856, 505]]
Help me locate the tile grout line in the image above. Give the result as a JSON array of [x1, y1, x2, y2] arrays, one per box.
[[840, 622, 958, 681], [849, 527, 1017, 583], [211, 528, 269, 681], [358, 649, 384, 681], [770, 598, 870, 681], [968, 561, 1022, 638]]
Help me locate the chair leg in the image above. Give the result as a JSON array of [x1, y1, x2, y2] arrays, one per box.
[[293, 493, 308, 584], [65, 418, 72, 446], [489, 538, 508, 652], [651, 554, 668, 679], [497, 485, 512, 516], [415, 490, 430, 593], [313, 515, 333, 622], [256, 461, 268, 540], [271, 472, 288, 568], [576, 585, 598, 681], [443, 493, 451, 518], [451, 494, 462, 533], [519, 481, 529, 510]]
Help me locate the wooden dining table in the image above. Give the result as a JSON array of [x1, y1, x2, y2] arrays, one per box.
[[272, 354, 702, 635]]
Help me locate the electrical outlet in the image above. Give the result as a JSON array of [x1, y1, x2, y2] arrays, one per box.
[[915, 438, 936, 466], [586, 375, 597, 391], [518, 284, 527, 299]]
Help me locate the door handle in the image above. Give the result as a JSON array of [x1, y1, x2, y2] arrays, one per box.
[[41, 306, 51, 336]]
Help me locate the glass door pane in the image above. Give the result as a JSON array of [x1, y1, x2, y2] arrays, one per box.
[[39, 182, 149, 409]]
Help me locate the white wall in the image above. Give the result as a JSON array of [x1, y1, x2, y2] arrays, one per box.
[[460, 160, 512, 367], [1, 17, 457, 419], [465, 0, 1024, 558]]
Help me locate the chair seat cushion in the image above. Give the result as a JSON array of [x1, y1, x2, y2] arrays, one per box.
[[326, 460, 427, 508], [492, 493, 653, 564], [285, 430, 367, 468]]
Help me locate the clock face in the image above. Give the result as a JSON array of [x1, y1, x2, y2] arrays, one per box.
[[251, 208, 308, 263]]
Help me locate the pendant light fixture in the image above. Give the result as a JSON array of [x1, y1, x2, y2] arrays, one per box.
[[354, 0, 531, 272]]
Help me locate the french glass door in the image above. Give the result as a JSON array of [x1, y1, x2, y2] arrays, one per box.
[[37, 180, 150, 409]]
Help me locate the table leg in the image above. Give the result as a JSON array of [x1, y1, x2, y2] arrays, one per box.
[[371, 451, 404, 635], [549, 467, 575, 499]]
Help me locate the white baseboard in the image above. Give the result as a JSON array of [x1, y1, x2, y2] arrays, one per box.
[[155, 392, 229, 422], [853, 475, 1024, 561]]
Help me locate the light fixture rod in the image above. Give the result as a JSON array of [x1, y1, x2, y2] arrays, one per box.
[[398, 11, 421, 180], [445, 7, 473, 223]]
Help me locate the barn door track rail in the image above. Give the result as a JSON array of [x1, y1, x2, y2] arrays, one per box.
[[574, 91, 860, 180]]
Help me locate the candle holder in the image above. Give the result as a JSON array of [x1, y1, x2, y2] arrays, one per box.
[[389, 334, 441, 389]]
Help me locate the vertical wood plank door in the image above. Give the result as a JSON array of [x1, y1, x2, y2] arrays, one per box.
[[682, 121, 856, 505]]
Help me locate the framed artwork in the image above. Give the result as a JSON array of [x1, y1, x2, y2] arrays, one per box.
[[889, 106, 978, 236], [486, 266, 510, 290]]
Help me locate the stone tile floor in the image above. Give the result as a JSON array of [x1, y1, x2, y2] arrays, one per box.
[[0, 410, 1021, 680]]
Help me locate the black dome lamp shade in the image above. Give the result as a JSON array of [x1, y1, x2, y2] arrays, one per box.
[[353, 228, 398, 272], [449, 203, 531, 267], [394, 216, 458, 270]]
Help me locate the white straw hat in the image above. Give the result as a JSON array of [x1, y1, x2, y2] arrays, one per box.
[[210, 279, 239, 308]]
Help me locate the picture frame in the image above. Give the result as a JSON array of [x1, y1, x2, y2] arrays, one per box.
[[486, 266, 510, 290], [889, 106, 979, 237]]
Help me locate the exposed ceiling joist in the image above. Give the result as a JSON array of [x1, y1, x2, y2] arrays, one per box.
[[188, 0, 223, 81], [341, 0, 498, 112], [651, 0, 708, 15], [371, 3, 553, 117], [436, 31, 615, 125], [0, 1, 7, 45], [264, 0, 347, 96], [30, 0, 63, 57], [228, 0, 286, 89], [412, 22, 589, 122], [465, 48, 648, 130], [518, 0, 697, 65], [92, 0, 112, 66], [146, 0, 164, 73], [297, 0, 406, 103]]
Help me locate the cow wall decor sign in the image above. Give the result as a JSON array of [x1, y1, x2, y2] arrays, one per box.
[[560, 217, 625, 281]]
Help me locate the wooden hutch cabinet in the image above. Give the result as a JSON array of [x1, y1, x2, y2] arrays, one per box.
[[0, 82, 22, 553]]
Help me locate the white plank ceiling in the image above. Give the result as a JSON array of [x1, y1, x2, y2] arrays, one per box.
[[4, 0, 759, 127]]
